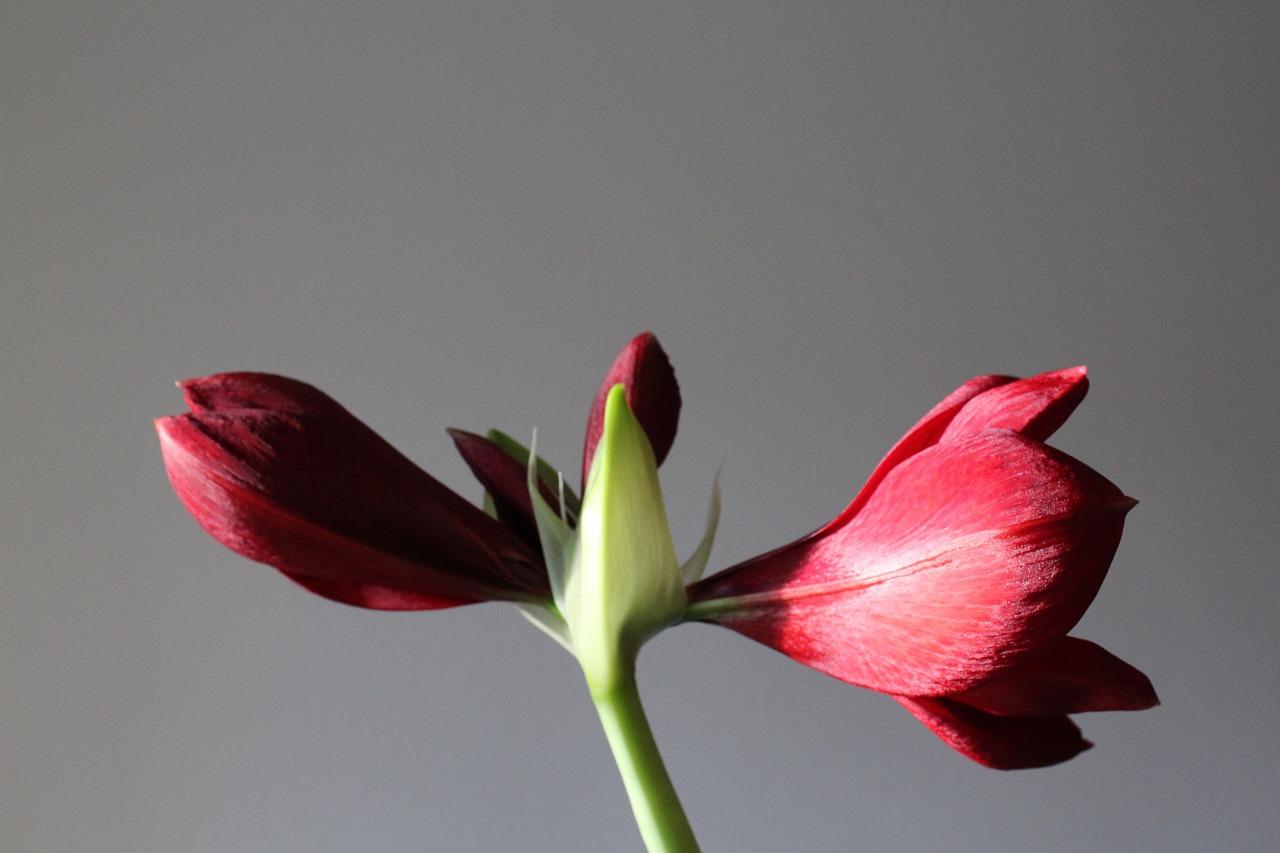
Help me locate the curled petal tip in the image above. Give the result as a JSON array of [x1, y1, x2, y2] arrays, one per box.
[[776, 366, 1095, 539], [175, 374, 223, 410], [154, 414, 196, 454], [1124, 668, 1160, 710], [941, 365, 1091, 443]]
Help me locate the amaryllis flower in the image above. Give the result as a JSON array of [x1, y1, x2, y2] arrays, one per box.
[[155, 332, 679, 614], [158, 332, 1155, 850], [687, 366, 1158, 768], [155, 372, 553, 610]]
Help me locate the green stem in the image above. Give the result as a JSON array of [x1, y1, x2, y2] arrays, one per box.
[[590, 676, 700, 853]]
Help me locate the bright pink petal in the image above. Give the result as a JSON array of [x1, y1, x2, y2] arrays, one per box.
[[940, 366, 1089, 444], [895, 696, 1091, 769], [689, 430, 1135, 695], [951, 636, 1159, 715], [808, 371, 1008, 532], [698, 373, 1014, 581], [581, 332, 681, 487], [820, 367, 1087, 535], [818, 374, 1015, 533], [157, 373, 547, 610]]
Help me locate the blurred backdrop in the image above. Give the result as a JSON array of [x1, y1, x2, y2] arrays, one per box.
[[3, 3, 1277, 851]]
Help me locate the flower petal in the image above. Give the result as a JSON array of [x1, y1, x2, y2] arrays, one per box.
[[448, 428, 571, 549], [951, 636, 1159, 715], [179, 371, 339, 415], [818, 374, 1015, 532], [819, 367, 1087, 535], [689, 429, 1135, 695], [581, 332, 681, 487], [282, 574, 473, 611], [158, 373, 547, 609], [894, 696, 1091, 769], [486, 429, 582, 517], [940, 366, 1090, 444]]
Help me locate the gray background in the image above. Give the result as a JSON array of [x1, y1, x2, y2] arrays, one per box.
[[3, 3, 1277, 851]]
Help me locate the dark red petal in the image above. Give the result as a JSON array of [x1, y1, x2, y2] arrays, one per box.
[[895, 696, 1091, 770], [940, 366, 1089, 444], [690, 430, 1135, 695], [282, 573, 473, 611], [448, 428, 569, 549], [952, 636, 1159, 715], [157, 373, 547, 610], [581, 332, 681, 487], [179, 372, 337, 416]]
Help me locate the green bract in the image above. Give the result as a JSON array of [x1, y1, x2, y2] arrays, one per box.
[[527, 384, 687, 690]]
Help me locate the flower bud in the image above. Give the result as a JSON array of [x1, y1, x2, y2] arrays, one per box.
[[565, 384, 686, 690]]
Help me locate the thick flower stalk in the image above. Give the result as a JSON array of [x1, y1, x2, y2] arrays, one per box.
[[157, 332, 1156, 851]]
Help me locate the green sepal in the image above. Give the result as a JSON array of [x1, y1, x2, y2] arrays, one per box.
[[517, 602, 572, 652], [527, 430, 573, 615], [680, 469, 721, 584]]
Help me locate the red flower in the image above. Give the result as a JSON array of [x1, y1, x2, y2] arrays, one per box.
[[155, 332, 679, 611], [688, 367, 1157, 768]]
